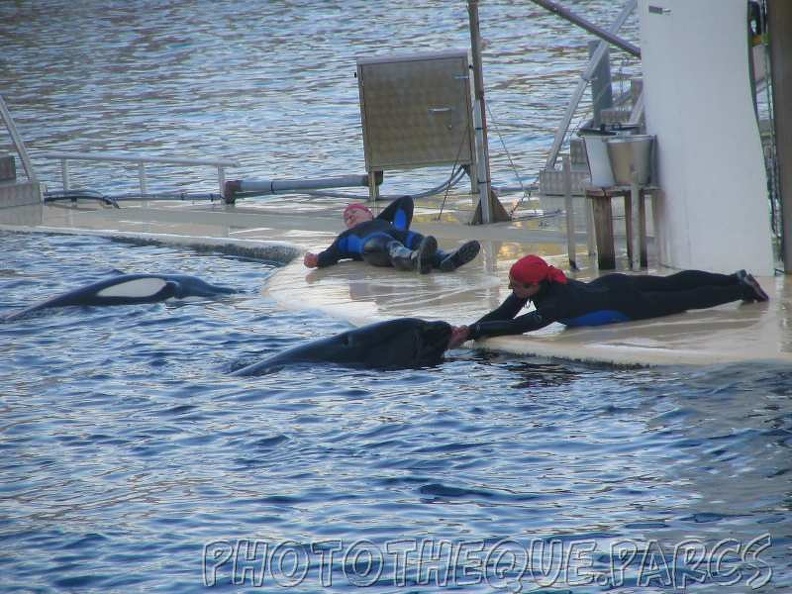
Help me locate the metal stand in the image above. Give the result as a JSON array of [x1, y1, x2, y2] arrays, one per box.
[[585, 184, 656, 270]]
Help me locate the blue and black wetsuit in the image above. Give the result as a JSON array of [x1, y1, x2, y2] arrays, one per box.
[[316, 196, 424, 268], [467, 270, 753, 338]]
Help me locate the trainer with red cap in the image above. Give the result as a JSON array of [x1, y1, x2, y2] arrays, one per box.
[[304, 195, 480, 274], [447, 254, 769, 349]]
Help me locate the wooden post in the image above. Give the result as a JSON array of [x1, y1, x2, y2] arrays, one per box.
[[624, 189, 634, 267], [586, 194, 596, 256], [629, 179, 642, 268], [638, 188, 648, 267], [563, 154, 577, 269], [587, 188, 616, 270], [367, 170, 380, 202]]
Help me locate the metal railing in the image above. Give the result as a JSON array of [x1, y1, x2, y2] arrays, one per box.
[[542, 0, 637, 171], [40, 150, 239, 196], [1, 94, 38, 183]]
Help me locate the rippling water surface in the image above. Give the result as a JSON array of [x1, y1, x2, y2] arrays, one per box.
[[1, 0, 640, 196], [1, 2, 790, 592], [1, 232, 790, 593]]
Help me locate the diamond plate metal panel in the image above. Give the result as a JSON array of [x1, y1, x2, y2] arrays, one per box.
[[357, 51, 475, 172]]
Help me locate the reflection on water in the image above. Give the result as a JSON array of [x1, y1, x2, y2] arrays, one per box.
[[1, 1, 790, 591], [1, 230, 790, 593], [0, 0, 639, 196]]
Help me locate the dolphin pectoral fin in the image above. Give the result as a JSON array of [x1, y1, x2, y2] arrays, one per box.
[[230, 354, 299, 376], [158, 281, 181, 300]]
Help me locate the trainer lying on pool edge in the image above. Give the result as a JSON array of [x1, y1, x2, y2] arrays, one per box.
[[303, 196, 480, 274], [448, 254, 770, 349]]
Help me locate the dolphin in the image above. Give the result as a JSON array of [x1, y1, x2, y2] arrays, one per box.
[[231, 318, 452, 376], [3, 273, 237, 321]]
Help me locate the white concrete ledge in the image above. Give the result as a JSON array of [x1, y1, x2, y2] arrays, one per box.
[[2, 199, 789, 367]]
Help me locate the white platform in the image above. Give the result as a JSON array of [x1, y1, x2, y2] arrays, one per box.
[[1, 196, 787, 367]]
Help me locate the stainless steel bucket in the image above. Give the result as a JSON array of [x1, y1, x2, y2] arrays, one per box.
[[606, 135, 655, 185], [580, 133, 615, 187]]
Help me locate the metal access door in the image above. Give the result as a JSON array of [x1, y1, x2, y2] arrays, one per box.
[[356, 50, 476, 198]]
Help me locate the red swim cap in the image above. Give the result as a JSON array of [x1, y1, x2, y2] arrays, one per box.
[[509, 255, 567, 285], [343, 203, 373, 218]]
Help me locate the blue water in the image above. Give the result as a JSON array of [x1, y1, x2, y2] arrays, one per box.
[[0, 0, 640, 196], [0, 231, 789, 593], [1, 1, 790, 592]]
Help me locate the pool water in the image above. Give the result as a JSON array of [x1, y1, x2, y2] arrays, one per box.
[[0, 231, 789, 593]]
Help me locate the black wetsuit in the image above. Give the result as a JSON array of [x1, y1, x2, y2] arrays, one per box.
[[467, 270, 753, 339], [316, 196, 423, 268]]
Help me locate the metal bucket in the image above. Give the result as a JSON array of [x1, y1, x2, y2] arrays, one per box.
[[606, 135, 655, 185], [580, 132, 615, 187]]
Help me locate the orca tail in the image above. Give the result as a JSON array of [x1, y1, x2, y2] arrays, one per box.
[[2, 308, 33, 322]]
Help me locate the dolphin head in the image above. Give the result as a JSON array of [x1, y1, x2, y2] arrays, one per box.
[[322, 318, 452, 369], [353, 317, 452, 369], [231, 318, 453, 376], [415, 319, 454, 366], [162, 274, 238, 298]]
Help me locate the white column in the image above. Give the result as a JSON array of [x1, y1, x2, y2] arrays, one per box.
[[639, 0, 774, 274]]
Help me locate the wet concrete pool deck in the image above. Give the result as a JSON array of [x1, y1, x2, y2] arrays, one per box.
[[3, 194, 789, 366]]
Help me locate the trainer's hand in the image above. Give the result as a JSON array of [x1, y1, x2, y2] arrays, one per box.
[[303, 252, 319, 268], [447, 325, 470, 349]]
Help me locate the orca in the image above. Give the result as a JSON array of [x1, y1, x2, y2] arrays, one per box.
[[3, 273, 237, 321], [232, 318, 452, 376]]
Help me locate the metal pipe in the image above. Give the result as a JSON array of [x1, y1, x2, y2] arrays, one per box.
[[468, 0, 493, 223], [239, 175, 371, 196], [530, 0, 641, 58]]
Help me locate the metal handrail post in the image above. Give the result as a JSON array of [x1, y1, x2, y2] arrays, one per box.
[[217, 166, 226, 195], [61, 158, 70, 190], [138, 162, 147, 194], [39, 151, 239, 194]]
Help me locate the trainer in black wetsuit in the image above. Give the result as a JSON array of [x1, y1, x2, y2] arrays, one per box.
[[447, 255, 769, 348], [303, 196, 480, 274]]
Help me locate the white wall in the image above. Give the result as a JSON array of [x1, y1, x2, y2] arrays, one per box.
[[639, 0, 774, 275]]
